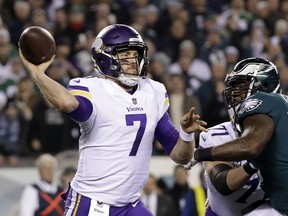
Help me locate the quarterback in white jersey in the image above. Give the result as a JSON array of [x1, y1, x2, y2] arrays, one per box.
[[199, 122, 267, 216], [67, 76, 174, 205], [19, 24, 207, 216]]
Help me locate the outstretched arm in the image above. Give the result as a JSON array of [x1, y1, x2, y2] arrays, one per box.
[[195, 114, 274, 162], [19, 50, 79, 113], [170, 107, 208, 164]]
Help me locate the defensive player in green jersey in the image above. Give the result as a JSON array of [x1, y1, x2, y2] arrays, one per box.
[[187, 57, 288, 215]]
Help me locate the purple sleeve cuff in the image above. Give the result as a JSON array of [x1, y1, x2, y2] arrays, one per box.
[[154, 112, 179, 155], [68, 96, 93, 122]]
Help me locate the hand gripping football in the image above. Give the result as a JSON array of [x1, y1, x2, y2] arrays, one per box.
[[19, 26, 56, 65]]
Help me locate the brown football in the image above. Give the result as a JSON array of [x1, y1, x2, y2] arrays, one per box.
[[19, 26, 56, 65]]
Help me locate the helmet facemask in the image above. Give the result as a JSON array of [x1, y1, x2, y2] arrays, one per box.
[[223, 77, 257, 136], [222, 78, 255, 136], [115, 46, 148, 87]]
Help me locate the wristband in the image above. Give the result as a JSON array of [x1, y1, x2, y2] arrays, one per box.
[[179, 126, 194, 142], [243, 162, 258, 175], [194, 147, 213, 162]]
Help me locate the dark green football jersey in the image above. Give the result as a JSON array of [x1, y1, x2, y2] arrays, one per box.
[[237, 92, 288, 214]]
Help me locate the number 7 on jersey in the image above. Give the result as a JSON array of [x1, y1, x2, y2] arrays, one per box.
[[125, 114, 147, 156]]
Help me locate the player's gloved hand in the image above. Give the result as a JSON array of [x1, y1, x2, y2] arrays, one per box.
[[184, 152, 199, 170]]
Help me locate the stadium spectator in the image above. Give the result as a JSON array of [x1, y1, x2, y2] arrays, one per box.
[[160, 18, 189, 62], [195, 61, 230, 128], [63, 5, 87, 55], [0, 27, 18, 81], [184, 0, 218, 49], [169, 165, 198, 216], [13, 79, 37, 155], [141, 174, 177, 216], [168, 40, 212, 96], [8, 57, 27, 82], [28, 95, 79, 154], [60, 166, 76, 191], [156, 1, 183, 38], [224, 46, 240, 71], [19, 153, 65, 216], [199, 27, 228, 66], [28, 0, 46, 10], [54, 36, 82, 81], [72, 30, 96, 77], [165, 73, 201, 131], [0, 102, 23, 166], [279, 0, 288, 20], [91, 3, 117, 26], [7, 0, 31, 47], [278, 63, 288, 95], [270, 19, 288, 64], [53, 6, 69, 41], [148, 51, 171, 84], [30, 8, 53, 33], [216, 0, 252, 50]]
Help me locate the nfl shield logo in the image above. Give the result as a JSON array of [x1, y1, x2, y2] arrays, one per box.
[[132, 98, 137, 105]]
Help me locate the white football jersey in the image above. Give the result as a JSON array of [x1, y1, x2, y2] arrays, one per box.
[[199, 122, 266, 216], [68, 76, 169, 206]]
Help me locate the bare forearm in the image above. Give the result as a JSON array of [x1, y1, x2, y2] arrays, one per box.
[[170, 139, 195, 164], [19, 51, 79, 113], [172, 106, 207, 164], [195, 137, 258, 162], [195, 115, 273, 162], [226, 166, 252, 191], [211, 138, 255, 161], [32, 73, 78, 112]]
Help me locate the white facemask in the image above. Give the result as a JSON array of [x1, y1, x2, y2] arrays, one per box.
[[118, 73, 140, 87]]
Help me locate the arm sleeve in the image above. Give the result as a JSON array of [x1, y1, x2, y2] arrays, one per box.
[[66, 81, 94, 122], [67, 96, 93, 122], [154, 112, 179, 155]]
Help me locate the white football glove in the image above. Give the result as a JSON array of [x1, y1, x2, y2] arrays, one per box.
[[183, 156, 199, 170]]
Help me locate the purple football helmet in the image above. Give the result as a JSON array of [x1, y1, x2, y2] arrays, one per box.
[[91, 24, 149, 86]]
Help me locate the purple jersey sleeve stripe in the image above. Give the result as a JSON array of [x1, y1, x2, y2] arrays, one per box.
[[68, 96, 93, 122], [154, 112, 179, 155], [67, 85, 90, 92]]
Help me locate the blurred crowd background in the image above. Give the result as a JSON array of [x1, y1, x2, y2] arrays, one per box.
[[0, 0, 288, 167], [1, 0, 288, 167]]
